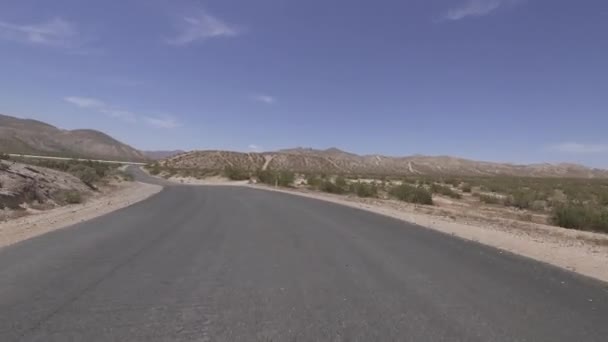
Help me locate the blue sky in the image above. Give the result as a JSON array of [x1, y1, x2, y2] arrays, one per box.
[[1, 0, 607, 167]]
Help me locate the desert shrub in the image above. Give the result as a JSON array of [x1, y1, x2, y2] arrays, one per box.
[[67, 164, 99, 184], [334, 176, 347, 189], [116, 170, 134, 181], [319, 180, 345, 194], [147, 163, 161, 175], [64, 191, 83, 204], [306, 174, 322, 187], [389, 184, 433, 205], [431, 184, 462, 199], [505, 190, 539, 210], [349, 182, 378, 198], [0, 153, 10, 160], [257, 170, 294, 187], [442, 178, 461, 187], [460, 183, 472, 193], [223, 167, 250, 181], [478, 193, 503, 205], [551, 204, 608, 233], [0, 162, 9, 171]]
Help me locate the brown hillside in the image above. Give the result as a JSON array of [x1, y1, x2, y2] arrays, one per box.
[[0, 114, 147, 162], [162, 148, 608, 178]]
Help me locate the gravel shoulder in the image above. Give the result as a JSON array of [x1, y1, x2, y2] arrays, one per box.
[[0, 181, 162, 248]]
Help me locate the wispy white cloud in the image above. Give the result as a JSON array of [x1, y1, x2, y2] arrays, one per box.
[[443, 0, 519, 21], [550, 142, 608, 154], [248, 144, 262, 152], [65, 96, 180, 128], [166, 10, 240, 46], [143, 116, 181, 129], [250, 94, 276, 105], [0, 17, 79, 47], [64, 96, 106, 109]]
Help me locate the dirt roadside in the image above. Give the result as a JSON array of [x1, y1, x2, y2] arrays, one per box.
[[0, 181, 162, 248]]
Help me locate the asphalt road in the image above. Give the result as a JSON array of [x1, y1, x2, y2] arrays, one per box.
[[0, 171, 607, 341]]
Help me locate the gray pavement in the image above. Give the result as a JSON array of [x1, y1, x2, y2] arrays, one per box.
[[0, 174, 607, 341]]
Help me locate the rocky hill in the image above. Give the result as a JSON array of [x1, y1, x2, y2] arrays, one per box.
[[161, 148, 608, 178], [0, 114, 147, 162], [143, 150, 185, 160]]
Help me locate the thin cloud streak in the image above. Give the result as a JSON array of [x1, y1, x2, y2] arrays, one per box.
[[166, 10, 240, 45], [550, 142, 608, 154], [144, 116, 181, 129], [248, 144, 262, 152], [65, 96, 180, 128], [443, 0, 517, 21], [64, 96, 105, 108], [0, 17, 78, 47]]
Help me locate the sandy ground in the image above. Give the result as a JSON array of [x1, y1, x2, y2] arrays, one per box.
[[0, 181, 162, 248]]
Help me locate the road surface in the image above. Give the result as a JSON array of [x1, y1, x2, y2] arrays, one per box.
[[0, 170, 606, 341]]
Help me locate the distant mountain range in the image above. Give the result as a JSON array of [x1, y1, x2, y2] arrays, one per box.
[[162, 148, 608, 178], [0, 114, 147, 162], [2, 114, 606, 178]]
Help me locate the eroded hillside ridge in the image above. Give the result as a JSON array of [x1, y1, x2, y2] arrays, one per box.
[[161, 148, 608, 178]]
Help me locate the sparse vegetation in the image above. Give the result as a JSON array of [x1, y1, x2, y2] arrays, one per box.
[[477, 193, 504, 205], [256, 170, 295, 187], [223, 166, 250, 181], [431, 183, 462, 199], [389, 184, 433, 205], [0, 153, 10, 160], [64, 191, 83, 204], [319, 180, 346, 194], [305, 174, 323, 187], [349, 182, 378, 198], [551, 204, 608, 233], [147, 162, 162, 175]]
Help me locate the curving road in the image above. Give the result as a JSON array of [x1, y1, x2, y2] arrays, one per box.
[[0, 169, 607, 341]]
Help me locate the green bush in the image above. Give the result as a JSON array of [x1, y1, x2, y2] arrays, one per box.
[[147, 163, 161, 175], [64, 191, 83, 204], [116, 170, 135, 181], [389, 184, 433, 205], [67, 164, 99, 184], [551, 204, 608, 233], [306, 174, 322, 187], [504, 190, 539, 210], [349, 182, 378, 198], [319, 180, 346, 194], [256, 170, 294, 187], [224, 167, 250, 181], [334, 176, 347, 189], [431, 184, 462, 199]]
